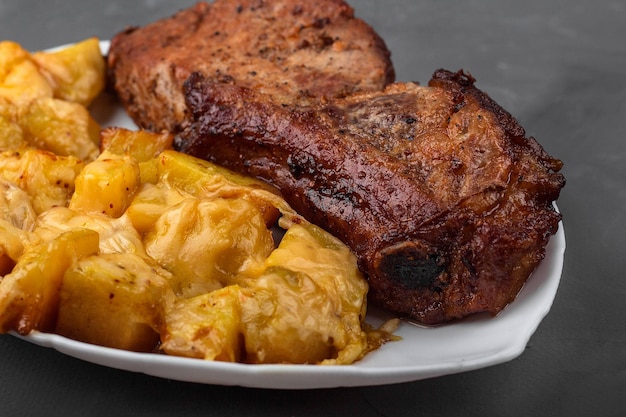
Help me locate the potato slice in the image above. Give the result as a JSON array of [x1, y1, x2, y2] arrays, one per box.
[[56, 252, 174, 352], [161, 286, 242, 361], [0, 228, 99, 334], [31, 37, 105, 107]]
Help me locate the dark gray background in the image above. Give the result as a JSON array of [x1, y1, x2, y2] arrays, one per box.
[[1, 1, 624, 416]]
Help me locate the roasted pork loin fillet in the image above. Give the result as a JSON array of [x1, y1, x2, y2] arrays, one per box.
[[107, 0, 394, 133], [176, 70, 565, 324]]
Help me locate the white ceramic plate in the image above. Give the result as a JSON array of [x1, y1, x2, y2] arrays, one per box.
[[16, 41, 566, 389]]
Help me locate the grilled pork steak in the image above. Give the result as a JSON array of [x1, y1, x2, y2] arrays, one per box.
[[176, 70, 564, 324], [107, 0, 565, 324], [107, 0, 394, 133]]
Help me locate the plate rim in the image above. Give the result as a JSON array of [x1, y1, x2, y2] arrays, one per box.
[[10, 40, 566, 390]]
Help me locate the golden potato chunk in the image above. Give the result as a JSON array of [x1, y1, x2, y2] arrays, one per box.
[[56, 252, 174, 352], [69, 150, 141, 217], [20, 97, 100, 161], [34, 207, 147, 258], [238, 224, 368, 365], [262, 223, 368, 320], [100, 127, 174, 162], [0, 148, 84, 215], [0, 41, 53, 107], [145, 197, 275, 298], [161, 286, 242, 361], [0, 97, 26, 151], [100, 127, 175, 184], [32, 37, 105, 107], [124, 182, 188, 234], [0, 38, 104, 160], [0, 228, 99, 334]]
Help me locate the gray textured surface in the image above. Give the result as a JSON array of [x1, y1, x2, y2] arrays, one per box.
[[1, 1, 625, 415]]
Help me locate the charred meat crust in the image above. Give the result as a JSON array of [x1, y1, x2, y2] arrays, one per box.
[[177, 69, 564, 324]]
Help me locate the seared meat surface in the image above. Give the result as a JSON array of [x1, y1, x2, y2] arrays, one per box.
[[107, 0, 394, 133], [177, 70, 564, 324], [107, 0, 565, 324]]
